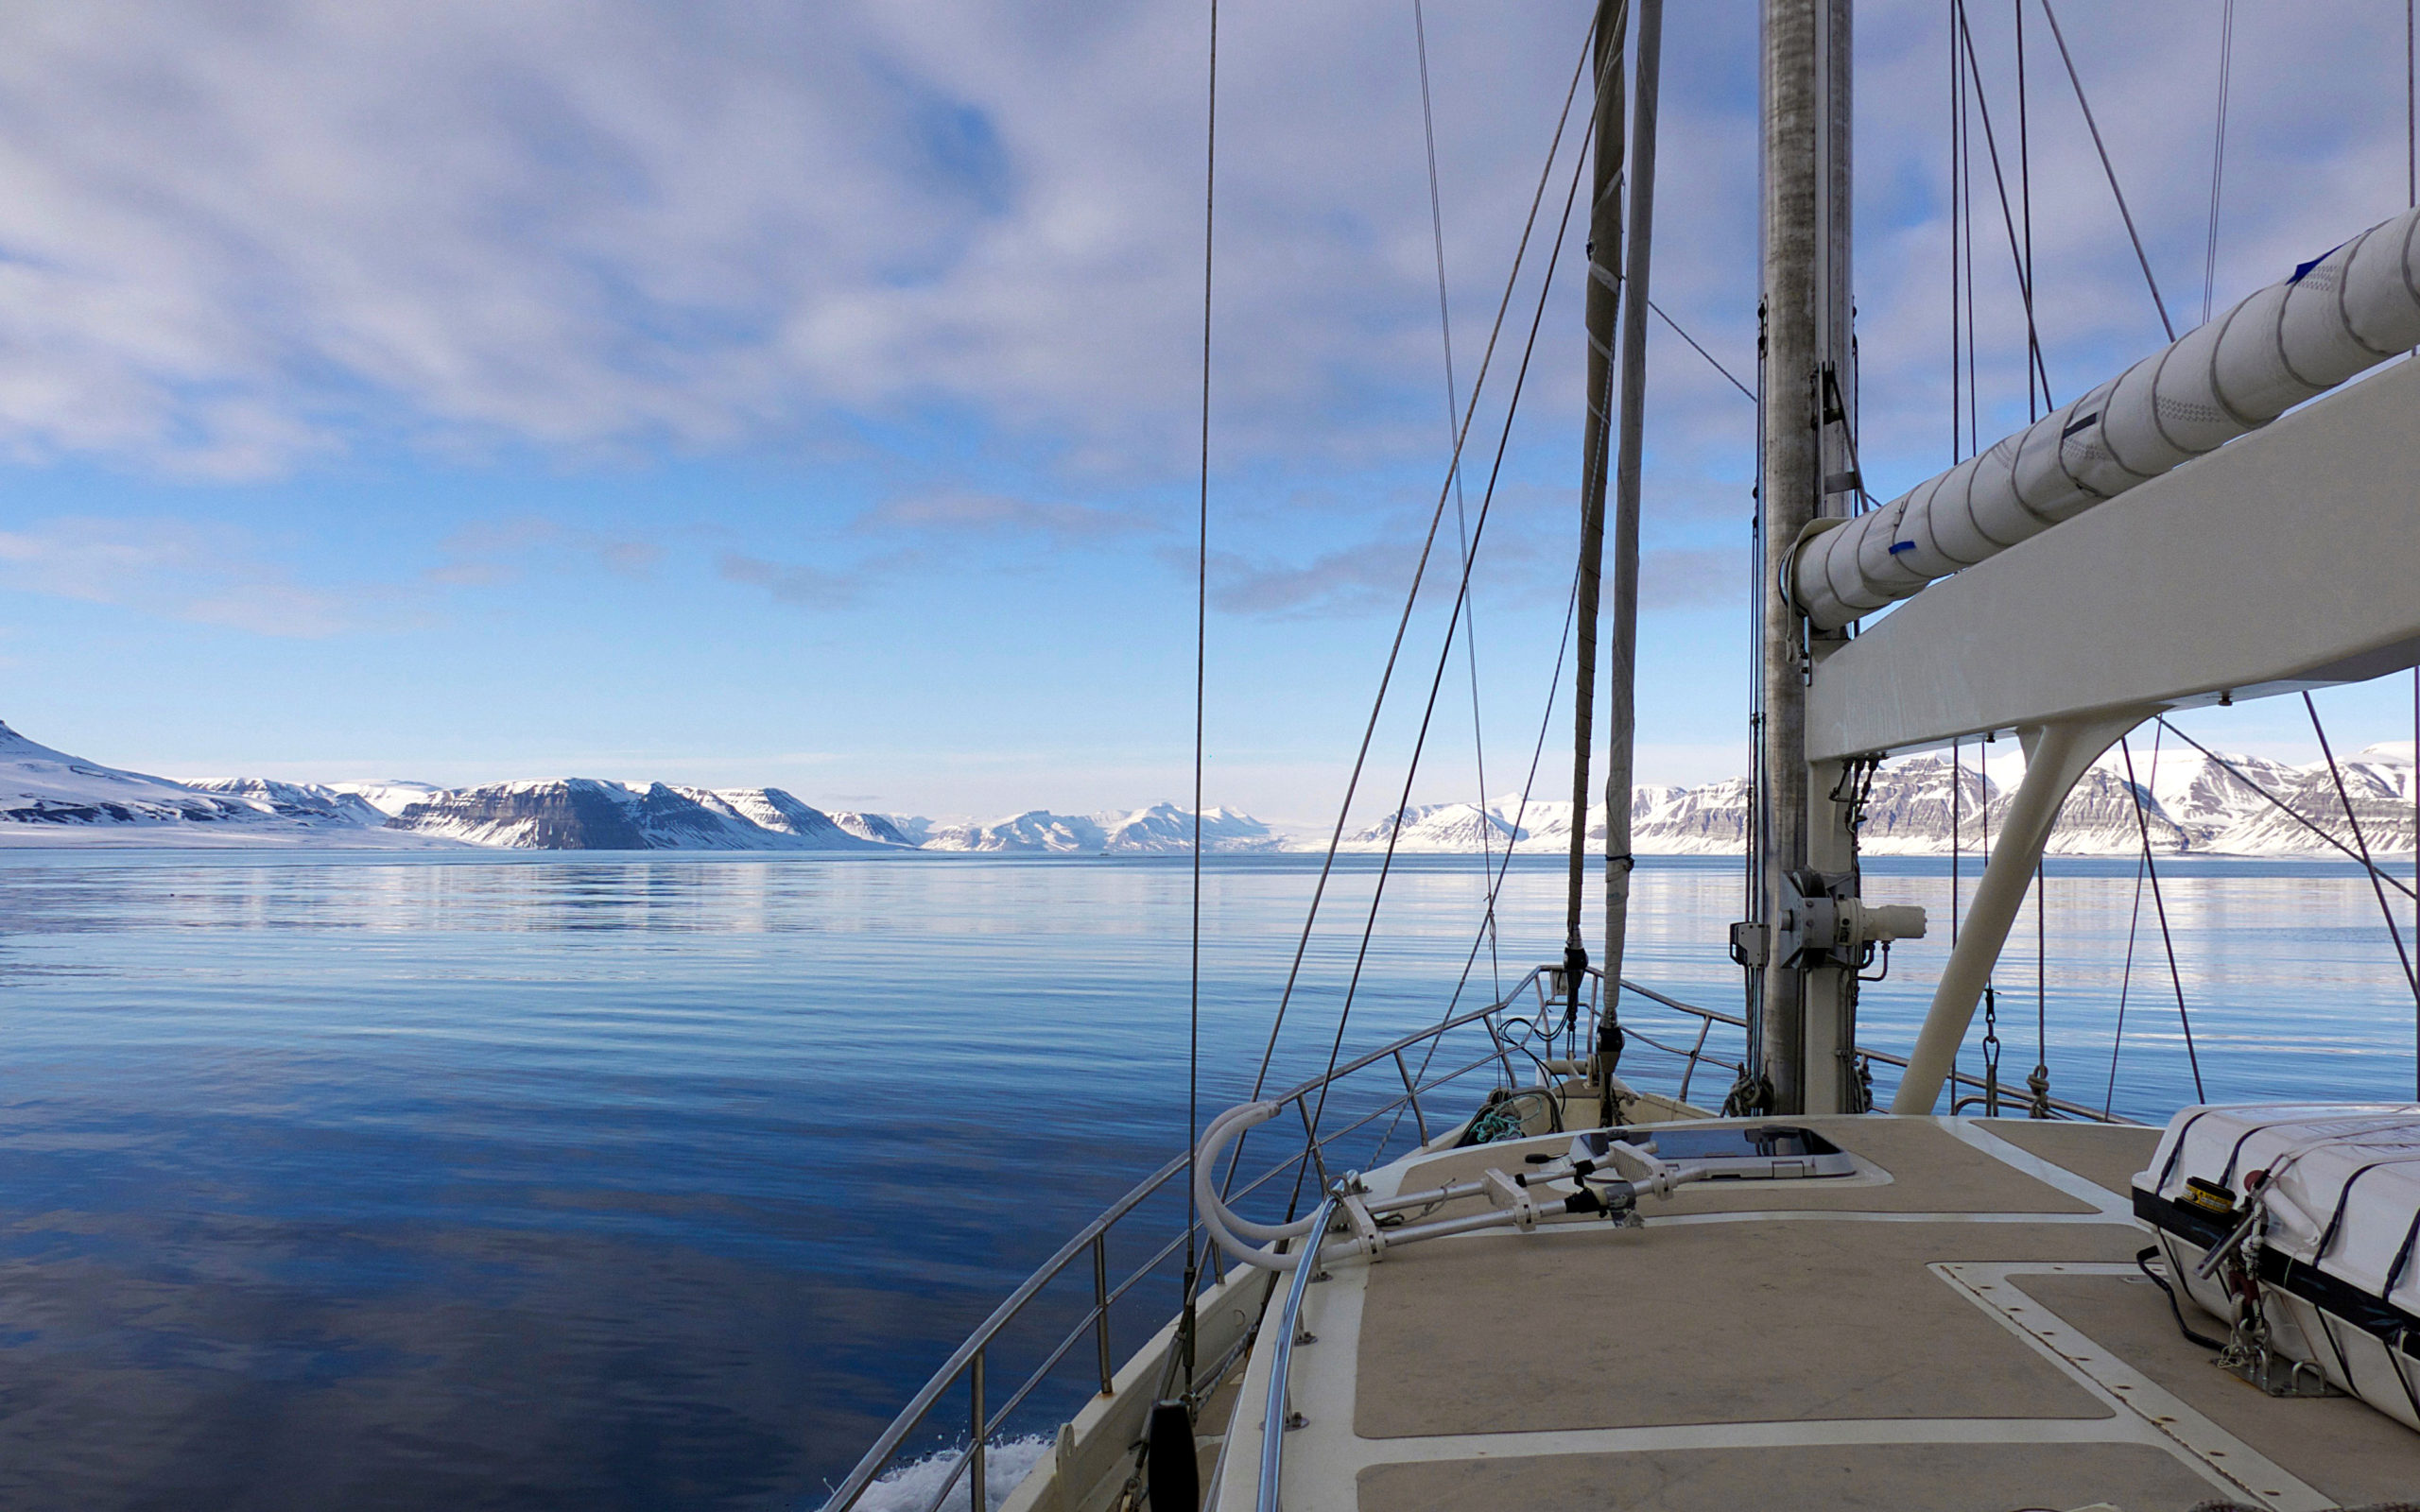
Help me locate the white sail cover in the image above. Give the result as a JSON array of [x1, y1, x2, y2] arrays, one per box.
[[2140, 1103, 2420, 1318], [1794, 207, 2420, 631]]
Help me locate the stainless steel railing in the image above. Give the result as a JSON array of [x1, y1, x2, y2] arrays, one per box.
[[821, 963, 2135, 1512], [1253, 1194, 1333, 1512], [820, 985, 1540, 1512]]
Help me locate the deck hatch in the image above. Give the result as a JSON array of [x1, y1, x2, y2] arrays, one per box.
[[1575, 1124, 1856, 1179]]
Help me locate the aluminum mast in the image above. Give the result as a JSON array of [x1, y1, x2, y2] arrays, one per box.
[[1756, 0, 1859, 1114]]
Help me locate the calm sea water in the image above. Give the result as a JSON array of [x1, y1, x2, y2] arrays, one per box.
[[0, 848, 2412, 1508]]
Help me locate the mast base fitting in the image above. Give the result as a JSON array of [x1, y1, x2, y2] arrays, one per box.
[[1771, 868, 1926, 971]]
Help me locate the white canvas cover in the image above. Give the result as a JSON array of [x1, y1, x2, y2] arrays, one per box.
[[2140, 1103, 2420, 1319]]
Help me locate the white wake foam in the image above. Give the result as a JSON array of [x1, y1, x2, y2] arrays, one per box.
[[820, 1435, 1051, 1512]]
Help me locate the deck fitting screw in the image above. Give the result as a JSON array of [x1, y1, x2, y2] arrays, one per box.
[[1285, 1412, 1306, 1431]]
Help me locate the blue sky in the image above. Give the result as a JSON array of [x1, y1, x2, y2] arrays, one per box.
[[0, 0, 2412, 823]]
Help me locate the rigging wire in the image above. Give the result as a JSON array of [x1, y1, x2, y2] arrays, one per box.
[[1953, 4, 2056, 408], [1949, 4, 1964, 469], [1650, 301, 1754, 402], [1181, 0, 1219, 1363], [2038, 0, 2174, 341], [1297, 86, 1599, 1172], [2104, 726, 2160, 1118], [2118, 731, 2203, 1105], [2202, 0, 2236, 325], [2152, 717, 2417, 902], [1411, 0, 1502, 1000], [2014, 0, 2039, 421], [1955, 17, 1974, 459], [2304, 693, 2420, 1010], [1951, 739, 1962, 946], [1235, 26, 1596, 1121], [2033, 858, 2049, 1111], [1379, 569, 1583, 1153]]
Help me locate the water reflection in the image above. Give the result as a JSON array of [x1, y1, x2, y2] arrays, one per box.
[[0, 849, 2409, 1506]]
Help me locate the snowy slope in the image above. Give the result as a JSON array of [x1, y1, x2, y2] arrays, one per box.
[[0, 723, 464, 848], [1335, 802, 1521, 854], [385, 780, 887, 850], [831, 811, 927, 847], [184, 777, 390, 828], [2209, 745, 2413, 855], [0, 721, 268, 826], [1293, 742, 2413, 860], [327, 781, 446, 817], [921, 810, 1108, 853], [1102, 803, 1281, 854]]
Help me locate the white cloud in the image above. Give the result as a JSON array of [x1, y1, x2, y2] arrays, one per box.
[[0, 516, 384, 636], [0, 0, 2400, 544]]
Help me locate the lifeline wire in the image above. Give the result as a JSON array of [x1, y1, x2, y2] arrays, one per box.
[[1412, 0, 1502, 999], [1236, 20, 1597, 1137], [1183, 0, 1218, 1354]]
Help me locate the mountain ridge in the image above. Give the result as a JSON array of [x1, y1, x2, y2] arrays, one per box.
[[0, 718, 2410, 856]]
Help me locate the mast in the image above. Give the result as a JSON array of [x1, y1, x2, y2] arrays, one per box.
[[1755, 0, 1855, 1114], [1599, 0, 1664, 1115], [1564, 0, 1628, 1024]]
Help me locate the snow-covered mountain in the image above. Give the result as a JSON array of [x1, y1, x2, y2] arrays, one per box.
[[327, 781, 446, 817], [1102, 803, 1282, 854], [831, 811, 927, 847], [5, 715, 2407, 857], [184, 777, 390, 828], [0, 722, 459, 847], [1319, 744, 2413, 859], [0, 722, 268, 827], [384, 780, 890, 850], [920, 810, 1108, 853]]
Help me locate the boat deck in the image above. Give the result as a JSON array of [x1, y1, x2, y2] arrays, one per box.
[[1217, 1114, 2420, 1511]]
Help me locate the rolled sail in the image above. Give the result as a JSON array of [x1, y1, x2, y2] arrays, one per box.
[[1792, 206, 2420, 631]]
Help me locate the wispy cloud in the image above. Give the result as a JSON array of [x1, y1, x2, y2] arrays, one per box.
[[427, 518, 665, 587], [856, 489, 1148, 540], [0, 1, 2401, 613], [1202, 541, 1427, 618], [716, 551, 873, 609], [1640, 547, 1741, 610], [0, 516, 384, 636]]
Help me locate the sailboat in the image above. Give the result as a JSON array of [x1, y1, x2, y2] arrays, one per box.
[[829, 3, 2420, 1508]]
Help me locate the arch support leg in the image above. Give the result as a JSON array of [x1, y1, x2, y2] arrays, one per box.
[[1888, 711, 2147, 1115]]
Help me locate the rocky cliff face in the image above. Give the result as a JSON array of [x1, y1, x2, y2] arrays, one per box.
[[184, 777, 390, 828], [831, 811, 925, 847], [1328, 745, 2414, 858], [386, 780, 889, 850], [7, 713, 2408, 860]]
